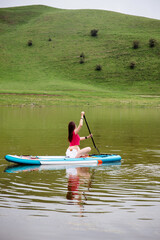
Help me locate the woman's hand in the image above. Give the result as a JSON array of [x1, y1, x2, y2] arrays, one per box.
[[81, 111, 85, 118], [88, 134, 93, 138]]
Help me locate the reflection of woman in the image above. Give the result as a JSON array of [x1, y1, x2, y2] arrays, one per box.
[[66, 168, 79, 200], [66, 111, 92, 158], [66, 167, 91, 201], [66, 167, 91, 217]]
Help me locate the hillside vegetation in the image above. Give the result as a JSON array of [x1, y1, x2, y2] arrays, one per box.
[[0, 5, 160, 106]]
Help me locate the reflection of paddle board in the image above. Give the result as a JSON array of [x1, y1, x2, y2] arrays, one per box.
[[5, 162, 121, 173], [5, 154, 121, 165]]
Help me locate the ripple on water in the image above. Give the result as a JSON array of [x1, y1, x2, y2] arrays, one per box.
[[0, 163, 160, 217]]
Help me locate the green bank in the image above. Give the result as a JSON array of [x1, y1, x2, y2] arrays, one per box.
[[0, 5, 160, 107]]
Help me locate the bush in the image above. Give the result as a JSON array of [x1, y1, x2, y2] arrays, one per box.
[[79, 52, 85, 64], [91, 29, 98, 37], [79, 59, 85, 64], [133, 40, 139, 49], [149, 38, 156, 48], [80, 52, 85, 58], [48, 38, 52, 41], [95, 64, 102, 71], [130, 61, 136, 69], [27, 40, 32, 46]]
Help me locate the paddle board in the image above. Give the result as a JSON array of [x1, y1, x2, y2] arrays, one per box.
[[5, 154, 121, 165]]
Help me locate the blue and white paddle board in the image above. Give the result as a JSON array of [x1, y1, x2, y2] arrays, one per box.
[[5, 154, 121, 165]]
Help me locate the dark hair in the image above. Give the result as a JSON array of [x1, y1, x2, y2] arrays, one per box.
[[68, 121, 76, 142]]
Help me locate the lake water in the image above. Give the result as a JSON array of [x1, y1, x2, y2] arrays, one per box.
[[0, 106, 160, 240]]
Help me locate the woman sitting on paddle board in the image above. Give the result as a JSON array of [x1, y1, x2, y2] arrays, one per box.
[[66, 111, 92, 158]]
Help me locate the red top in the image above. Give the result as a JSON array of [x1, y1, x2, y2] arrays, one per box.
[[69, 131, 80, 146], [68, 176, 79, 195]]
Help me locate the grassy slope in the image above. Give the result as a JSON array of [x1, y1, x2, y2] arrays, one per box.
[[0, 5, 160, 106]]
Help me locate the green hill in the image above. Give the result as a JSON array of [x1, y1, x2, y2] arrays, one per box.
[[0, 5, 160, 106]]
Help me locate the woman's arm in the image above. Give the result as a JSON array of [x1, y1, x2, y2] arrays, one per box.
[[74, 111, 85, 135], [80, 134, 92, 141]]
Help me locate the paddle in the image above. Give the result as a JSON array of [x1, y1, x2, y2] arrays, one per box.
[[83, 115, 100, 154]]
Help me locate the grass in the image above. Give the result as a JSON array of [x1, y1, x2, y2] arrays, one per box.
[[0, 5, 160, 107]]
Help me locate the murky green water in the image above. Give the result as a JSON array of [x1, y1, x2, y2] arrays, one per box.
[[0, 106, 160, 240]]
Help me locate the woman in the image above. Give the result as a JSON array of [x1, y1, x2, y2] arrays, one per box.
[[66, 111, 92, 158]]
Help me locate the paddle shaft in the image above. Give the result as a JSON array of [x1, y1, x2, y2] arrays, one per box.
[[83, 115, 100, 154]]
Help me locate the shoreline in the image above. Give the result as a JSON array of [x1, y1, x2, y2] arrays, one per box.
[[0, 92, 159, 108]]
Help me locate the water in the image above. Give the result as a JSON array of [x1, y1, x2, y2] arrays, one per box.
[[0, 106, 160, 240]]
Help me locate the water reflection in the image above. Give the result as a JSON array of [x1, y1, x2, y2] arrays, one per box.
[[66, 167, 91, 217], [4, 162, 121, 173], [3, 162, 121, 217]]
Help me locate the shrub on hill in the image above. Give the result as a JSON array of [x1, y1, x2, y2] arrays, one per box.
[[95, 64, 102, 71], [79, 52, 85, 64], [149, 39, 156, 48], [80, 52, 85, 58], [48, 38, 52, 41], [27, 40, 32, 46], [79, 59, 85, 64], [130, 61, 136, 69], [91, 29, 98, 37], [133, 40, 139, 49]]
